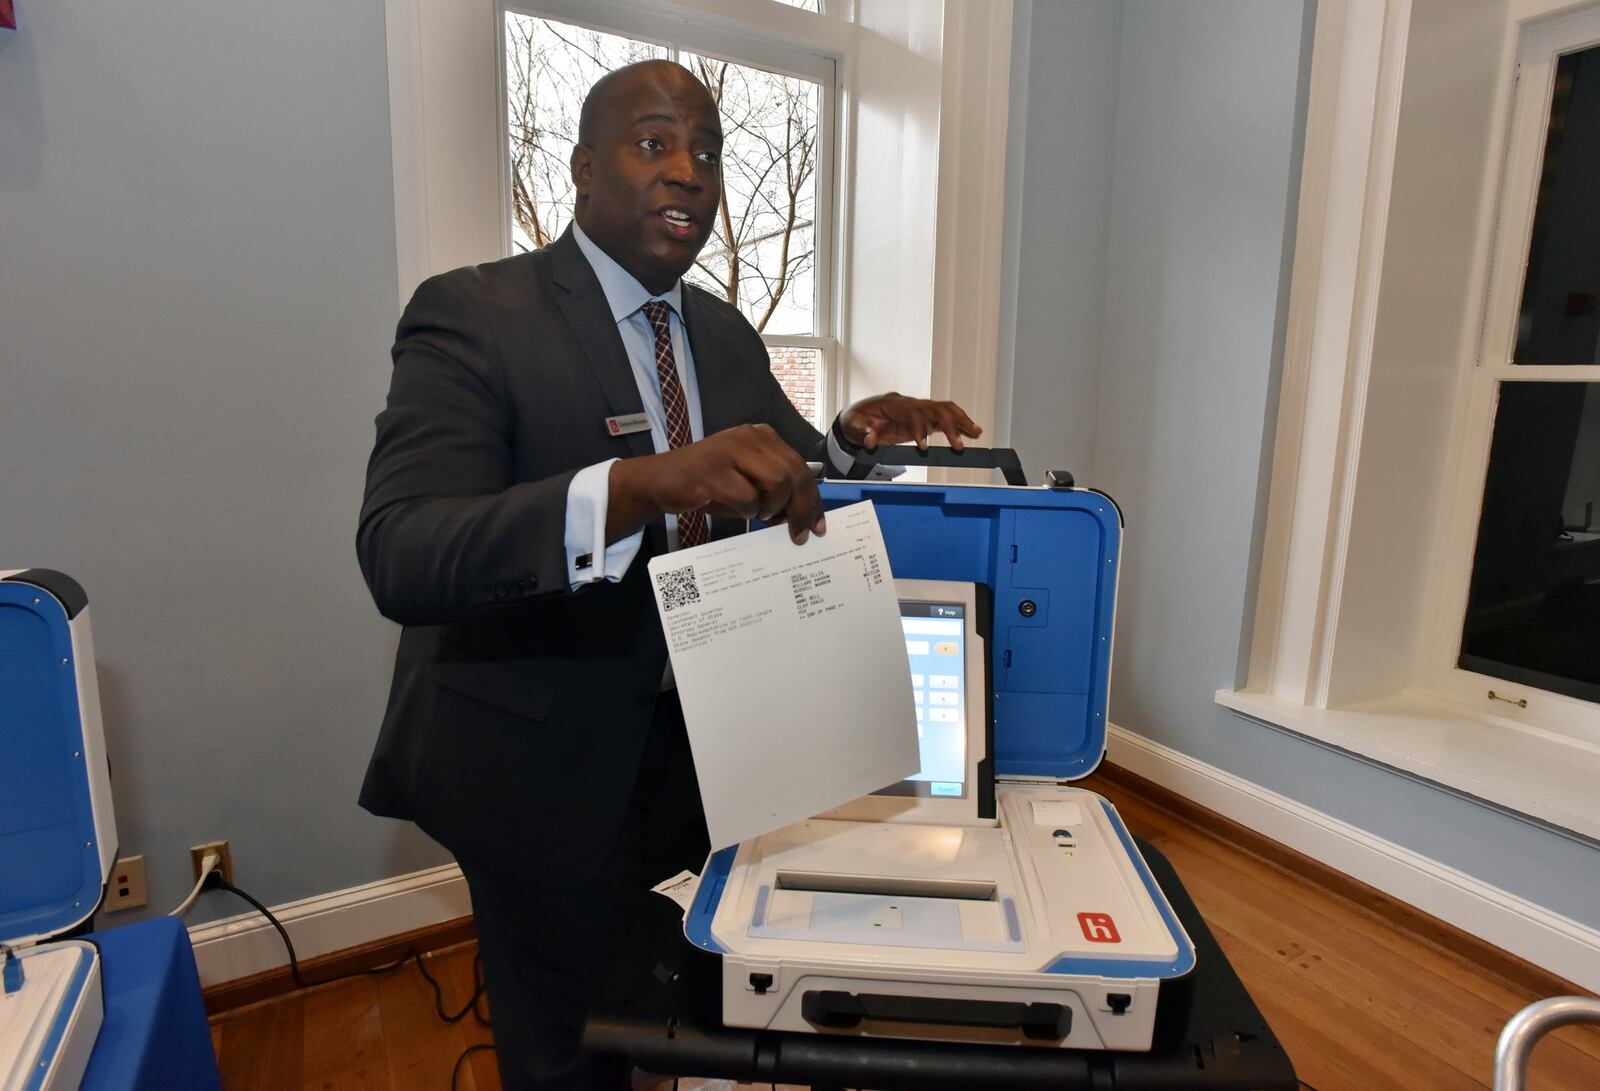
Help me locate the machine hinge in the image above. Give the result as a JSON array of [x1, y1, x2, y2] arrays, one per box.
[[1003, 649, 1012, 668], [1010, 543, 1018, 563]]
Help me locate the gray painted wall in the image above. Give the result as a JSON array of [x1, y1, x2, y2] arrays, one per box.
[[1091, 0, 1306, 742], [996, 0, 1124, 484], [0, 1, 449, 924], [1003, 0, 1600, 928]]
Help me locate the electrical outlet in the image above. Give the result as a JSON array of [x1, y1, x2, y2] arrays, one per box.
[[190, 840, 234, 886], [103, 855, 148, 912]]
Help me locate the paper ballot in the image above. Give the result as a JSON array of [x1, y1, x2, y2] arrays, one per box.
[[648, 501, 920, 849], [1031, 799, 1085, 826]]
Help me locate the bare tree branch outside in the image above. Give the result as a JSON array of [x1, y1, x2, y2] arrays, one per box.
[[503, 14, 818, 339], [680, 52, 817, 336], [504, 19, 666, 253]]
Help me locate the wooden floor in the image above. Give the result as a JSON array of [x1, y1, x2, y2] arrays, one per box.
[[208, 769, 1600, 1090]]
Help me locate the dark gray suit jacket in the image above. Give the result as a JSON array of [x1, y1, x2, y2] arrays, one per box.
[[357, 228, 824, 883]]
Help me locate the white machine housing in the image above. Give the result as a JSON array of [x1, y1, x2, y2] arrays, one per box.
[[699, 785, 1191, 1050], [1, 570, 117, 1091]]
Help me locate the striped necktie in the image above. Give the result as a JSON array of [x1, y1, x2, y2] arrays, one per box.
[[640, 301, 708, 548]]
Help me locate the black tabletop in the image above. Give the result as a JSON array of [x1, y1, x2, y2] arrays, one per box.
[[583, 837, 1298, 1090]]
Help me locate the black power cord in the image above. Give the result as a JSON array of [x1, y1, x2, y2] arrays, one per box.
[[451, 1042, 497, 1090], [208, 877, 495, 1086]]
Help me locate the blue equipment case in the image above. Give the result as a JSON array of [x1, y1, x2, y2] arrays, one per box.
[[821, 470, 1119, 782], [684, 449, 1195, 1052], [1, 570, 118, 1091]]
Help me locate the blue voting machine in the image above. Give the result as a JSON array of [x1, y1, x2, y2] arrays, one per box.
[[684, 450, 1195, 1052]]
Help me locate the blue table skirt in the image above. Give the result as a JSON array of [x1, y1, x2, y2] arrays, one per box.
[[81, 916, 221, 1091]]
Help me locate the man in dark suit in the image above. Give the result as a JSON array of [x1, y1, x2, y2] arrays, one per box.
[[357, 60, 978, 1090]]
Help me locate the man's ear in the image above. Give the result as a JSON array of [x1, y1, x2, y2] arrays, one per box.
[[570, 143, 592, 198]]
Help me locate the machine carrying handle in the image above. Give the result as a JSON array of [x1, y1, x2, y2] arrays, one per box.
[[835, 444, 1032, 487], [801, 989, 1072, 1041]]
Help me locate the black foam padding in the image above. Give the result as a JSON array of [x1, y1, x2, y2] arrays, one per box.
[[5, 568, 88, 619]]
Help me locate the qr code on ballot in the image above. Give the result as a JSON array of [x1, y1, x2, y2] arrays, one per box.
[[656, 566, 701, 612]]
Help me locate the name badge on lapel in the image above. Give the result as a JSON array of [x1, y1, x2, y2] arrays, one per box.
[[604, 412, 651, 437]]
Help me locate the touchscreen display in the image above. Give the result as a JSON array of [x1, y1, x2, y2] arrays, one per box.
[[876, 600, 967, 799]]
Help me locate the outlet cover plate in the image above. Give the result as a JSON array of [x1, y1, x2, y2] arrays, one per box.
[[104, 855, 148, 912], [190, 840, 233, 886]]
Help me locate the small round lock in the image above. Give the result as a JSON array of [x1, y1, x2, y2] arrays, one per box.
[[1018, 599, 1037, 618]]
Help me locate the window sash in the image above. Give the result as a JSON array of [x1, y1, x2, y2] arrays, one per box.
[[1475, 8, 1600, 371], [762, 334, 834, 431], [1423, 5, 1600, 744], [1428, 368, 1600, 745]]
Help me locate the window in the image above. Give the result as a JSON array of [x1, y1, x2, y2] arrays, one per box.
[[387, 0, 1011, 475], [1218, 0, 1600, 835], [501, 8, 834, 427], [1451, 21, 1600, 717]]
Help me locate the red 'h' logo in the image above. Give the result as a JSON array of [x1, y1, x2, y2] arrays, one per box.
[[607, 419, 621, 435], [1078, 912, 1121, 943]]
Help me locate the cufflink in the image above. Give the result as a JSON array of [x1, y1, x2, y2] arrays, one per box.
[[576, 553, 594, 571]]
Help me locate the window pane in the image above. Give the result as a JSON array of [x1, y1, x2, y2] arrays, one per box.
[[768, 344, 823, 428], [1460, 382, 1600, 701], [504, 14, 668, 255], [679, 53, 819, 336], [771, 0, 822, 10], [1513, 45, 1600, 365]]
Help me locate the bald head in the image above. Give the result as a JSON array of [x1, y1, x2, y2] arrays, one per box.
[[577, 60, 717, 147], [568, 59, 724, 293]]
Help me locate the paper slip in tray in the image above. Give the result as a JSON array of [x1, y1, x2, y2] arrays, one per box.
[[648, 501, 920, 849]]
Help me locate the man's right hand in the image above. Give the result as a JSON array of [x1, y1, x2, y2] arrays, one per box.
[[607, 424, 827, 546]]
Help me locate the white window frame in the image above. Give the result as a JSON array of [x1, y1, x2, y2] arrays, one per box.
[[1424, 4, 1600, 735], [383, 0, 1014, 441], [496, 0, 840, 427], [1219, 0, 1600, 842]]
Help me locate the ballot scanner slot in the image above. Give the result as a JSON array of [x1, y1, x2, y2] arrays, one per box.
[[775, 871, 997, 902]]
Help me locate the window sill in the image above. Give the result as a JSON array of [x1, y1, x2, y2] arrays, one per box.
[[1215, 688, 1600, 843]]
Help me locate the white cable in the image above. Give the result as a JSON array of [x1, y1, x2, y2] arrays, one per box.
[[168, 874, 207, 918], [168, 851, 222, 917]]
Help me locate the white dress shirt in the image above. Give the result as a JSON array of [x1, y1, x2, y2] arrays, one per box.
[[563, 222, 706, 587], [562, 221, 854, 589]]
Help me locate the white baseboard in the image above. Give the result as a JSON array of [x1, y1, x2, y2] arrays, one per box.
[[187, 863, 470, 988], [1106, 724, 1600, 995]]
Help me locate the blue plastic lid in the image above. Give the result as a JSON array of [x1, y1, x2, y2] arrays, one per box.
[[0, 578, 107, 943], [819, 481, 1120, 781]]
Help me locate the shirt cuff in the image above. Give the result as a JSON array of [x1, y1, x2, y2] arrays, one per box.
[[565, 459, 644, 588]]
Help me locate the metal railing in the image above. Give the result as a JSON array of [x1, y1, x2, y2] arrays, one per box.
[[1494, 996, 1600, 1090]]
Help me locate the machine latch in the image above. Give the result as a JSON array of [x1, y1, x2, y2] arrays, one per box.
[[2, 944, 23, 995]]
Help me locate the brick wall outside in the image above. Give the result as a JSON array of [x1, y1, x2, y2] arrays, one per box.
[[768, 345, 820, 424]]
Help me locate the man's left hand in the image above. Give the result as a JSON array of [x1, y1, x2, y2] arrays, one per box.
[[838, 393, 983, 452]]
